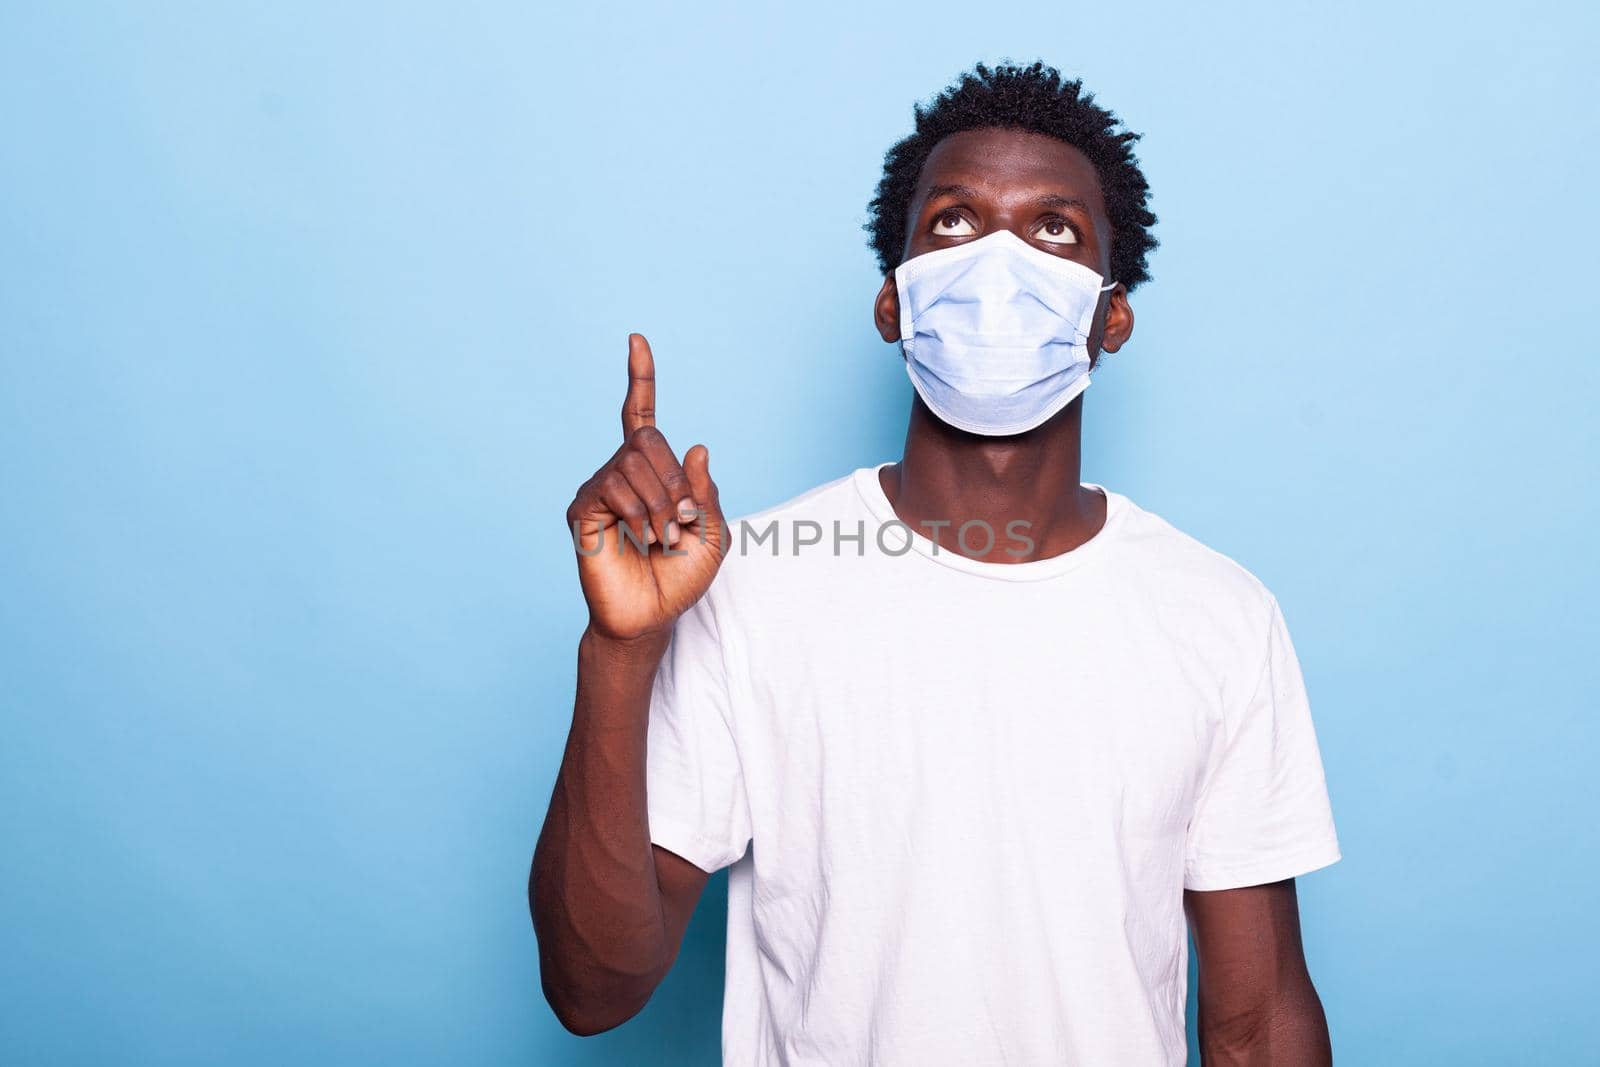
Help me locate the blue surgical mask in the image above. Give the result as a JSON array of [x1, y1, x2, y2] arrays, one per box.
[[893, 228, 1115, 436]]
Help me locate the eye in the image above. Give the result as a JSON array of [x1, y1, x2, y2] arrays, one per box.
[[931, 209, 976, 237], [1035, 216, 1079, 245]]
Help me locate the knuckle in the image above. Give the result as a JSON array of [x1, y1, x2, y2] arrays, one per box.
[[628, 425, 662, 449], [619, 451, 651, 479]]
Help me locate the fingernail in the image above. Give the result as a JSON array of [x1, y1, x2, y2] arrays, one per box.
[[666, 520, 680, 546], [677, 498, 697, 523], [644, 527, 657, 545]]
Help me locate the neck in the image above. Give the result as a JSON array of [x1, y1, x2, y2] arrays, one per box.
[[880, 396, 1105, 563]]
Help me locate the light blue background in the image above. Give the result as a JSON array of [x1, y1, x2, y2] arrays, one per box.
[[3, 2, 1596, 1063]]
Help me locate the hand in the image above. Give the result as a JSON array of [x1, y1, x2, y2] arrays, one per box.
[[566, 334, 728, 643]]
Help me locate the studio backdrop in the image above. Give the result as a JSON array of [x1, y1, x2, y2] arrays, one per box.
[[1, 2, 1596, 1064]]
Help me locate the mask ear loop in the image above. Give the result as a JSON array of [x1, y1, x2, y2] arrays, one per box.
[[1099, 280, 1117, 292]]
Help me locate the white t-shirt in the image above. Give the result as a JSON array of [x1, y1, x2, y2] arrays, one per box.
[[646, 464, 1340, 1066]]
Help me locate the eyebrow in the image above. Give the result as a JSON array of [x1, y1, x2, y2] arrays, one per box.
[[923, 183, 982, 203], [1035, 193, 1091, 214], [922, 184, 1091, 215]]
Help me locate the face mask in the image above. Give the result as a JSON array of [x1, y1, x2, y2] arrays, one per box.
[[893, 228, 1115, 436]]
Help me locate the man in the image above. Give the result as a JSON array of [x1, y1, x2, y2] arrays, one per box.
[[530, 61, 1341, 1065]]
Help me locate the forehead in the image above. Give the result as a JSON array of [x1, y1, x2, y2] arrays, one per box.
[[911, 127, 1106, 215]]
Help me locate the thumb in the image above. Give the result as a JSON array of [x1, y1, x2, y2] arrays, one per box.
[[682, 444, 719, 511], [682, 444, 725, 531]]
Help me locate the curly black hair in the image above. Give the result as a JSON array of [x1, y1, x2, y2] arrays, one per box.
[[864, 61, 1158, 290]]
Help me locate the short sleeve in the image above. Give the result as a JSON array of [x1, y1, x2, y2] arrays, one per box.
[[645, 591, 753, 874], [1183, 596, 1341, 891]]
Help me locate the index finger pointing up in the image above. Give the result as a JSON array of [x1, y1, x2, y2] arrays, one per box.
[[622, 332, 656, 438]]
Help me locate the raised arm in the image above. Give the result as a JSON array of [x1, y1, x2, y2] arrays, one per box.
[[1185, 880, 1333, 1066], [529, 333, 728, 1035]]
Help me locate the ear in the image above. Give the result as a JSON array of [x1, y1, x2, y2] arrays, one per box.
[[1090, 285, 1135, 368], [873, 274, 901, 343]]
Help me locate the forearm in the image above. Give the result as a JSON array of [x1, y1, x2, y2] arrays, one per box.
[[531, 625, 672, 1035], [1197, 977, 1332, 1066]]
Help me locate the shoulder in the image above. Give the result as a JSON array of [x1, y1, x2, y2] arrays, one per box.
[[1102, 488, 1282, 640]]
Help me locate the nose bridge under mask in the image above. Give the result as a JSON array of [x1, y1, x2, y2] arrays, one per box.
[[927, 254, 1065, 334], [898, 231, 1106, 323]]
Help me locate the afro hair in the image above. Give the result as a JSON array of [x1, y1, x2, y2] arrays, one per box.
[[864, 61, 1158, 290]]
